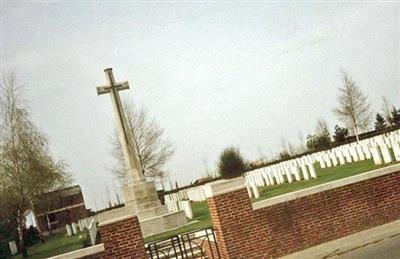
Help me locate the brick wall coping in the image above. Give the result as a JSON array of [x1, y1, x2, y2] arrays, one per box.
[[204, 177, 246, 198], [47, 244, 105, 259], [253, 163, 400, 210], [98, 213, 136, 227]]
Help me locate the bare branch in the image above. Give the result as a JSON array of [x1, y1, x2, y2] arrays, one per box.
[[333, 71, 371, 142], [111, 101, 174, 184]]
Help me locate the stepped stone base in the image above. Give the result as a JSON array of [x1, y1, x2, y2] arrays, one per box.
[[97, 179, 187, 237]]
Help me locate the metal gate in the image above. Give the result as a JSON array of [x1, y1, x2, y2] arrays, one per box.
[[145, 227, 221, 259]]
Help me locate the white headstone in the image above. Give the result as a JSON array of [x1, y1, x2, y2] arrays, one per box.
[[78, 220, 85, 232], [261, 171, 271, 186], [71, 223, 78, 235], [362, 144, 372, 159], [335, 149, 346, 165], [349, 146, 359, 162], [308, 163, 317, 179], [246, 184, 253, 198], [273, 170, 281, 184], [291, 165, 301, 181], [179, 200, 193, 219], [66, 224, 72, 236], [9, 241, 18, 256], [356, 145, 366, 161], [380, 144, 393, 164], [301, 163, 310, 180], [324, 154, 332, 167], [285, 168, 293, 183], [370, 146, 383, 165], [392, 141, 400, 161], [251, 183, 260, 199], [88, 218, 98, 246], [329, 151, 338, 166], [342, 147, 352, 163]]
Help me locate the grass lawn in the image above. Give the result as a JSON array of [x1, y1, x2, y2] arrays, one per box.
[[11, 158, 398, 255], [255, 159, 397, 202], [11, 231, 88, 259], [144, 201, 212, 243]]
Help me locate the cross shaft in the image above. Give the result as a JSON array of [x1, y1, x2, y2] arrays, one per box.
[[97, 68, 144, 183]]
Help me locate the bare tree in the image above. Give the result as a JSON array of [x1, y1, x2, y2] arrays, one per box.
[[382, 96, 393, 127], [0, 72, 70, 255], [333, 72, 371, 142], [315, 119, 330, 139], [111, 101, 174, 184]]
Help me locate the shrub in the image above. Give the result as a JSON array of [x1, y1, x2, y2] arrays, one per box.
[[333, 125, 349, 142], [217, 147, 246, 179]]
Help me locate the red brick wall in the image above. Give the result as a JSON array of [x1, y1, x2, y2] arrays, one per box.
[[207, 171, 400, 259], [202, 241, 220, 258], [82, 216, 147, 259]]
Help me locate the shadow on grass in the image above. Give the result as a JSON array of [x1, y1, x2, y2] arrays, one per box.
[[11, 232, 88, 259]]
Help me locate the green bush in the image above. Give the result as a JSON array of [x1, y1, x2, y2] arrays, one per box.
[[0, 241, 10, 258], [217, 147, 246, 179]]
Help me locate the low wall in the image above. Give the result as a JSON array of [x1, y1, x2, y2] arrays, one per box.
[[50, 214, 147, 259], [206, 164, 400, 258]]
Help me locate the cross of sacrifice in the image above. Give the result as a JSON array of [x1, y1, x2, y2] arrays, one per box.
[[97, 68, 143, 182]]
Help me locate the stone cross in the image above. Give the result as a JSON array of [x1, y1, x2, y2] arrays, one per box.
[[97, 68, 143, 183]]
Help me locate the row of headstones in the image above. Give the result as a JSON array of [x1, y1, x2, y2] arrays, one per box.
[[164, 180, 224, 203], [164, 130, 400, 203], [66, 216, 97, 246], [316, 133, 400, 168], [245, 159, 317, 198], [165, 200, 194, 219], [244, 129, 400, 198]]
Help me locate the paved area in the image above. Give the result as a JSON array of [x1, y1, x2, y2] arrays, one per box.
[[337, 234, 400, 259], [281, 220, 400, 259]]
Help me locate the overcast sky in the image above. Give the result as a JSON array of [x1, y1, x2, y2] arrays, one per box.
[[2, 1, 399, 210]]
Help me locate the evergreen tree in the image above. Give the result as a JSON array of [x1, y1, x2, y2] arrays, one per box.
[[306, 134, 319, 150], [390, 106, 400, 126], [217, 147, 246, 179], [333, 125, 349, 143], [374, 113, 386, 131]]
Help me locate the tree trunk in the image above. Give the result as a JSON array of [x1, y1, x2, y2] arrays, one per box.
[[354, 126, 360, 143], [353, 123, 360, 144], [16, 210, 27, 257]]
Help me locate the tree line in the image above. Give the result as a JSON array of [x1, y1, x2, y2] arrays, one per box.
[[305, 72, 399, 151], [217, 71, 399, 179]]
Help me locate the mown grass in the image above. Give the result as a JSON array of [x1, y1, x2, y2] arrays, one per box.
[[11, 231, 88, 259], [255, 159, 397, 201]]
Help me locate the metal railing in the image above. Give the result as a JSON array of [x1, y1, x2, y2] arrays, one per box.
[[145, 227, 221, 259]]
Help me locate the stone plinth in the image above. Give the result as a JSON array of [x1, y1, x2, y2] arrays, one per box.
[[98, 180, 187, 237]]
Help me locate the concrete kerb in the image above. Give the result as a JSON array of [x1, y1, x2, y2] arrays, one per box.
[[47, 244, 105, 259], [280, 219, 400, 259]]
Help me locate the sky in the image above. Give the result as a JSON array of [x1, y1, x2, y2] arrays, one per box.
[[1, 1, 399, 210]]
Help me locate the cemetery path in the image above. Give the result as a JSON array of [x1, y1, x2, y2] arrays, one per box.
[[337, 234, 400, 259]]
